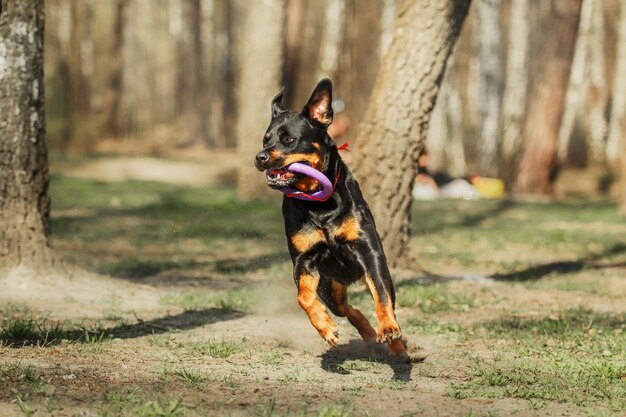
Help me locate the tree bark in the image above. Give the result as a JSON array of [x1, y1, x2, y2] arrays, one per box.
[[235, 0, 285, 200], [513, 1, 582, 195], [0, 0, 55, 269], [352, 0, 471, 268], [103, 0, 128, 138]]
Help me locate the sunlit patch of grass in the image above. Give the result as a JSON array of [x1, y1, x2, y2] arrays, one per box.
[[411, 199, 626, 273], [396, 282, 476, 313], [161, 287, 256, 313], [404, 318, 466, 335], [190, 338, 238, 358], [175, 367, 204, 388], [262, 349, 286, 366], [449, 308, 626, 412], [102, 386, 187, 417]]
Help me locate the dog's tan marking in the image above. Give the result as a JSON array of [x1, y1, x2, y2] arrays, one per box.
[[294, 176, 320, 193], [334, 215, 361, 241], [298, 273, 339, 346], [364, 274, 402, 344], [283, 152, 322, 170], [291, 228, 325, 253], [269, 149, 283, 160]]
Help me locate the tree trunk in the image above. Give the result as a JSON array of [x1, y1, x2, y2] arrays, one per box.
[[315, 0, 346, 83], [476, 0, 502, 177], [103, 0, 128, 138], [586, 0, 608, 163], [189, 0, 212, 147], [513, 1, 582, 195], [606, 1, 626, 164], [283, 0, 305, 106], [337, 0, 385, 133], [500, 0, 529, 184], [67, 0, 88, 148], [0, 0, 55, 269], [211, 0, 236, 148], [620, 132, 626, 215], [427, 53, 467, 177], [352, 0, 471, 268], [235, 0, 285, 200], [285, 0, 327, 108]]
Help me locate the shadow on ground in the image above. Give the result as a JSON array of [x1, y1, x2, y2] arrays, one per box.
[[1, 308, 245, 348], [320, 339, 420, 382], [491, 243, 626, 282]]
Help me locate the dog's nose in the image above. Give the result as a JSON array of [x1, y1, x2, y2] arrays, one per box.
[[256, 151, 270, 164]]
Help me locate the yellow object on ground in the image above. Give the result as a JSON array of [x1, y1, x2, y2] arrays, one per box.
[[470, 176, 505, 199]]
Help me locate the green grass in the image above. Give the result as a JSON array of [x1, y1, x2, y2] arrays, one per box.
[[395, 281, 477, 312], [449, 308, 626, 412], [190, 338, 239, 358], [50, 175, 286, 278], [161, 287, 257, 313], [411, 199, 626, 273]]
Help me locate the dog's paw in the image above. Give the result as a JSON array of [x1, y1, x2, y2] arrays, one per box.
[[377, 323, 402, 344], [319, 321, 339, 347]]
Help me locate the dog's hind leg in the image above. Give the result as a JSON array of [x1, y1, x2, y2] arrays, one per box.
[[325, 280, 377, 342], [297, 272, 339, 346]]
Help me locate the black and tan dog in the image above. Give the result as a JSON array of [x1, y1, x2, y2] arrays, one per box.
[[255, 79, 406, 357]]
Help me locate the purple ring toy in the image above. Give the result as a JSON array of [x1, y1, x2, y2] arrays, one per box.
[[267, 162, 333, 201]]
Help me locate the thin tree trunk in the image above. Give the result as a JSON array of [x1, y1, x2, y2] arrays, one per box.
[[283, 0, 305, 106], [427, 53, 467, 177], [379, 0, 396, 58], [103, 0, 128, 138], [606, 1, 626, 164], [0, 0, 55, 269], [337, 0, 384, 133], [67, 0, 87, 148], [211, 0, 236, 148], [353, 0, 471, 268], [620, 132, 626, 215], [514, 1, 582, 195], [476, 0, 502, 177], [586, 0, 608, 163], [315, 0, 346, 83], [236, 0, 285, 200], [189, 0, 211, 147], [501, 0, 529, 184]]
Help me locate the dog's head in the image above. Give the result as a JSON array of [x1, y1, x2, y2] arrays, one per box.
[[255, 79, 335, 192]]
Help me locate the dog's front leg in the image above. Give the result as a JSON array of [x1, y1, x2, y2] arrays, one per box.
[[295, 269, 339, 347], [364, 272, 407, 357]]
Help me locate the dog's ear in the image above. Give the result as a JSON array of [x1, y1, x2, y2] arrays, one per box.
[[271, 87, 288, 117], [302, 79, 333, 128]]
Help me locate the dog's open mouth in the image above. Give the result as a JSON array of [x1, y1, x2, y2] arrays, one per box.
[[265, 167, 301, 189]]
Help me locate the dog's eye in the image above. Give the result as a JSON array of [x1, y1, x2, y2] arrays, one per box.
[[283, 137, 295, 144]]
